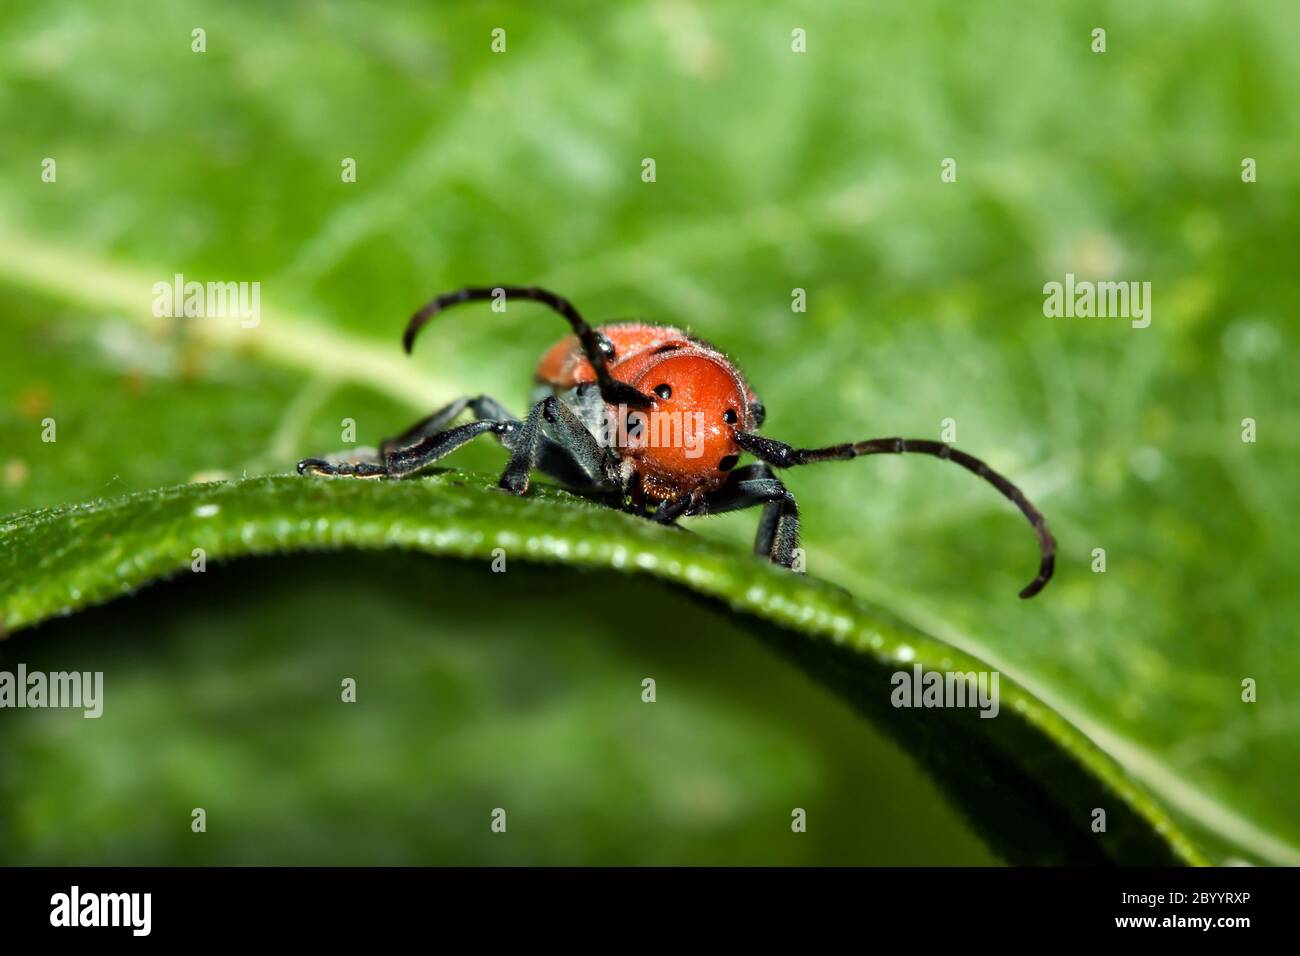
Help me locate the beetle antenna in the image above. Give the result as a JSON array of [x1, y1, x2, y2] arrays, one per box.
[[734, 432, 1055, 598], [403, 286, 652, 407]]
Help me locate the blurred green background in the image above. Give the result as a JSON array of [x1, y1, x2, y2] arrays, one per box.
[[0, 0, 1296, 864]]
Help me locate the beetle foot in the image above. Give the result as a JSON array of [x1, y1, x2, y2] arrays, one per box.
[[497, 470, 530, 495]]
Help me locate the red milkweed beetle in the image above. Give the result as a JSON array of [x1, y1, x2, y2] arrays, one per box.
[[298, 286, 1055, 598]]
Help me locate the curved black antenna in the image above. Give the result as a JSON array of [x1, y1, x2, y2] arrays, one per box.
[[735, 432, 1056, 599], [403, 286, 652, 407]]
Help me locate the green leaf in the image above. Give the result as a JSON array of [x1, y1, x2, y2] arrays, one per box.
[[2, 473, 1206, 864]]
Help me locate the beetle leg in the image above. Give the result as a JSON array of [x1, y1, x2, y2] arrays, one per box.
[[623, 472, 649, 517], [383, 420, 517, 477], [299, 392, 620, 494], [295, 457, 389, 479], [300, 419, 516, 478], [696, 466, 801, 566], [651, 494, 694, 525], [712, 464, 788, 556], [378, 395, 518, 458], [300, 395, 521, 478], [498, 396, 621, 495]]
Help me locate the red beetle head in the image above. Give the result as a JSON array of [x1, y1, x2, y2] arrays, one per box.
[[618, 350, 752, 499]]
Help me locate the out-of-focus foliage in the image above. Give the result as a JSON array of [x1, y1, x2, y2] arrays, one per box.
[[0, 0, 1296, 864]]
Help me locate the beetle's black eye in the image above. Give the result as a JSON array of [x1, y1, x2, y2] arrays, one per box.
[[654, 384, 672, 400], [718, 454, 739, 472], [722, 408, 738, 425]]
